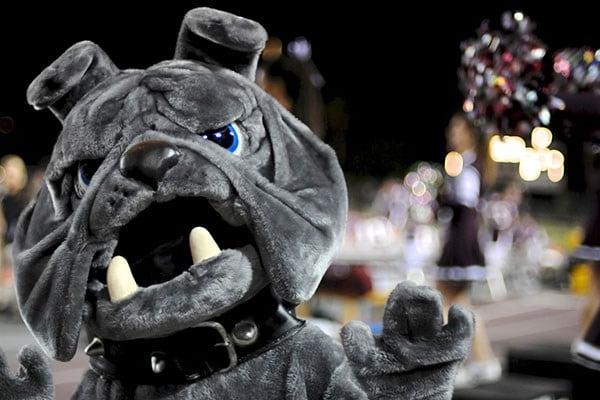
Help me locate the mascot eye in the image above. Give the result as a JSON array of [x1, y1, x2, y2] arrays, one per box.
[[75, 160, 101, 198], [200, 123, 245, 155]]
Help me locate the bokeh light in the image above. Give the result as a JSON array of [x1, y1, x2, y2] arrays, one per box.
[[531, 127, 553, 149], [548, 165, 565, 182], [444, 151, 463, 177], [519, 148, 542, 181], [489, 135, 526, 163]]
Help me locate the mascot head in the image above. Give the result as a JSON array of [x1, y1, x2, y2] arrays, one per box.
[[15, 8, 347, 361]]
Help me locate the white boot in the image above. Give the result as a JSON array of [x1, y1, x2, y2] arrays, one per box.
[[454, 358, 502, 388], [469, 358, 502, 385], [572, 339, 600, 371]]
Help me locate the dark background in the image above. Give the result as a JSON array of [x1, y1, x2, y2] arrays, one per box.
[[1, 1, 599, 176]]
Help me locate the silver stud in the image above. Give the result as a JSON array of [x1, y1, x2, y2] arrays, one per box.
[[231, 320, 258, 347], [84, 337, 104, 357], [151, 355, 166, 374]]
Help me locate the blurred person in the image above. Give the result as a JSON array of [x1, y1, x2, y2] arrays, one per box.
[[0, 155, 28, 314], [576, 146, 600, 338], [552, 91, 600, 372], [0, 155, 29, 244], [0, 205, 5, 265], [436, 114, 501, 386], [571, 194, 600, 371], [571, 164, 600, 370], [0, 208, 7, 312], [0, 164, 5, 287], [0, 163, 5, 238]]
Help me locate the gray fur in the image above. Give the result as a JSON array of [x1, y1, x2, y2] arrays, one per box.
[[0, 347, 54, 400], [0, 8, 473, 399], [175, 8, 268, 81]]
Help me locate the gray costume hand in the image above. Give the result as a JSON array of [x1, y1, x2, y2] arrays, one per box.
[[0, 346, 54, 400], [341, 282, 474, 399]]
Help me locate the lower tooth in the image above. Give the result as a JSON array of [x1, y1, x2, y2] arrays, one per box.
[[190, 227, 221, 264], [107, 256, 139, 302]]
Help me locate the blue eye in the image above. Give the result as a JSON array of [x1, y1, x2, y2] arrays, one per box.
[[75, 160, 101, 198], [200, 123, 244, 155]]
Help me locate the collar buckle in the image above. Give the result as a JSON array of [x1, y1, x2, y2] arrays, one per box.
[[181, 321, 238, 381]]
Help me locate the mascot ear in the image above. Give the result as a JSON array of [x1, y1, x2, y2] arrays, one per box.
[[253, 99, 348, 304], [174, 8, 267, 81], [27, 41, 119, 122]]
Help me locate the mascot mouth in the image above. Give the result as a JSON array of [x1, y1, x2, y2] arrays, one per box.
[[91, 196, 255, 292]]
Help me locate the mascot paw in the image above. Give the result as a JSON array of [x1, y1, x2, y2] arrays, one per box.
[[0, 346, 54, 400], [341, 282, 474, 400]]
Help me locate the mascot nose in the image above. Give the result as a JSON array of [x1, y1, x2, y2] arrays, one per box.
[[120, 140, 181, 188]]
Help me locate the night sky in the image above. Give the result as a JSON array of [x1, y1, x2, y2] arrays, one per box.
[[1, 1, 599, 177]]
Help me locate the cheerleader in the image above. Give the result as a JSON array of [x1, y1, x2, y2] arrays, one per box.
[[572, 193, 600, 371], [436, 114, 501, 386], [551, 90, 600, 372]]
